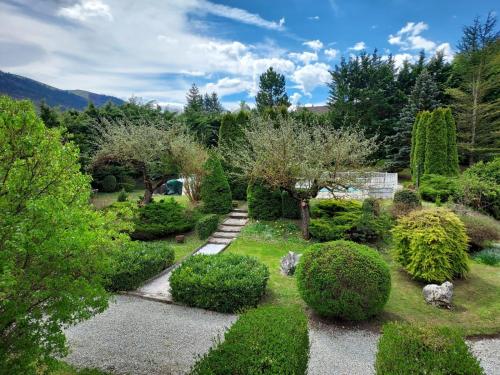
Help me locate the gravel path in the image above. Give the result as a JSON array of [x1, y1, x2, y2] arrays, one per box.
[[64, 295, 237, 375], [307, 322, 379, 375], [469, 337, 500, 375]]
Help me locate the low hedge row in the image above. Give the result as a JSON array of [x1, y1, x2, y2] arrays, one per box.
[[191, 305, 309, 375], [196, 214, 219, 240], [170, 254, 269, 313], [108, 241, 175, 291], [375, 322, 484, 374]]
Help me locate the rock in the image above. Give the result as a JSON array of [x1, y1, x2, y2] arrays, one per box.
[[280, 251, 301, 276], [423, 281, 453, 308], [175, 235, 185, 243]]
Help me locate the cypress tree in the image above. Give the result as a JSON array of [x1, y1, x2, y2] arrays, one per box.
[[444, 108, 460, 176], [412, 111, 430, 183], [200, 153, 232, 214], [424, 108, 449, 175], [410, 112, 422, 176]]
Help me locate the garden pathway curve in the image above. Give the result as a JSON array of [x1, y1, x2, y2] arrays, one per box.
[[131, 208, 248, 303]]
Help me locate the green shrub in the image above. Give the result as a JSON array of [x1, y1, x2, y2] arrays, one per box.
[[117, 188, 128, 202], [392, 208, 469, 283], [101, 174, 117, 192], [200, 153, 232, 214], [104, 201, 137, 234], [419, 174, 458, 202], [170, 254, 269, 313], [375, 322, 484, 375], [311, 199, 362, 217], [247, 181, 282, 220], [393, 189, 421, 210], [196, 214, 219, 240], [309, 199, 362, 241], [350, 198, 393, 244], [118, 175, 136, 192], [296, 240, 391, 321], [191, 305, 309, 375], [132, 198, 195, 240], [282, 191, 301, 219], [457, 211, 500, 250], [473, 247, 500, 266], [108, 241, 174, 291]]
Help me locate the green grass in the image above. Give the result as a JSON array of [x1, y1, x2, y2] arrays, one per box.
[[48, 361, 109, 375], [167, 231, 205, 263], [91, 190, 189, 210], [227, 219, 500, 336]]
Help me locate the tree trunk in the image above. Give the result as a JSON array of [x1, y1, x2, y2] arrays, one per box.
[[142, 187, 154, 205], [300, 199, 310, 240]]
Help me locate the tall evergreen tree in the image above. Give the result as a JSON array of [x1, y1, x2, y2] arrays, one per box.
[[411, 111, 431, 183], [185, 83, 204, 113], [426, 50, 453, 104], [255, 67, 290, 111], [425, 108, 449, 175], [444, 108, 460, 176], [203, 92, 223, 114], [39, 100, 61, 128]]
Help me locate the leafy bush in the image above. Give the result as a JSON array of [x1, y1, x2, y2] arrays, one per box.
[[392, 208, 469, 283], [419, 174, 458, 202], [104, 201, 137, 234], [132, 198, 195, 240], [311, 199, 362, 218], [117, 188, 128, 202], [473, 247, 500, 266], [191, 305, 309, 375], [457, 157, 500, 219], [456, 210, 500, 250], [350, 198, 393, 244], [282, 191, 301, 219], [375, 322, 484, 375], [296, 240, 391, 321], [309, 199, 362, 241], [196, 214, 219, 240], [247, 181, 282, 220], [101, 174, 118, 192], [108, 241, 174, 291], [392, 189, 421, 217], [170, 254, 269, 313], [200, 153, 232, 214]]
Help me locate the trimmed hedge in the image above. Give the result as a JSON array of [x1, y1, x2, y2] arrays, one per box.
[[296, 240, 391, 321], [101, 174, 117, 192], [196, 214, 219, 240], [170, 254, 269, 313], [108, 241, 174, 291], [132, 198, 195, 240], [200, 153, 232, 214], [392, 208, 469, 283], [282, 191, 301, 219], [375, 322, 484, 375], [191, 305, 309, 375], [419, 174, 458, 202], [247, 181, 282, 220]]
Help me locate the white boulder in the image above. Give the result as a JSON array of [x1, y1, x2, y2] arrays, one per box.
[[423, 281, 453, 309]]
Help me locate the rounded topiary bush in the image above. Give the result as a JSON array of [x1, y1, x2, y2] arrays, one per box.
[[296, 240, 391, 321], [392, 208, 469, 283], [392, 189, 421, 217], [170, 254, 269, 313], [101, 174, 117, 192]]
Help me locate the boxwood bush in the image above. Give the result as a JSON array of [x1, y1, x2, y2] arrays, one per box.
[[392, 208, 469, 283], [247, 181, 282, 220], [170, 254, 269, 313], [191, 305, 309, 375], [296, 240, 391, 321], [196, 214, 219, 240], [375, 323, 484, 375], [132, 198, 195, 240], [108, 241, 175, 291]]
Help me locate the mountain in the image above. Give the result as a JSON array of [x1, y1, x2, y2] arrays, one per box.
[[0, 71, 125, 110]]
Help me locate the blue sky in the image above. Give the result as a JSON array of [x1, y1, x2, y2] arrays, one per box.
[[0, 0, 497, 110]]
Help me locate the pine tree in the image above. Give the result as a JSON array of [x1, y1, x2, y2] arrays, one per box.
[[185, 83, 204, 113], [255, 67, 290, 112], [39, 100, 60, 128], [444, 108, 460, 176], [203, 92, 223, 113], [424, 108, 449, 175]]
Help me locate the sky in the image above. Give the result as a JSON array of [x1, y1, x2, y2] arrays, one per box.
[[0, 0, 498, 111]]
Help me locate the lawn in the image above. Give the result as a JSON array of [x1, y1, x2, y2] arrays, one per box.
[[227, 220, 500, 336], [91, 189, 190, 210]]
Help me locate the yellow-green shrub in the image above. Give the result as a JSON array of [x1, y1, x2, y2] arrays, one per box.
[[392, 208, 469, 283]]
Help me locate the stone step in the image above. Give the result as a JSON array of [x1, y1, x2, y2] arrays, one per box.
[[195, 243, 226, 255], [229, 212, 248, 218], [218, 225, 243, 233], [207, 237, 233, 245], [232, 208, 248, 213], [212, 231, 238, 239], [223, 218, 248, 226]]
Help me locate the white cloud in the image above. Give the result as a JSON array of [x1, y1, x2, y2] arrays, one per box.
[[391, 53, 417, 68], [308, 16, 320, 20], [349, 41, 366, 51], [435, 42, 454, 62], [290, 92, 302, 105], [204, 77, 252, 97], [303, 40, 323, 51], [289, 51, 318, 65], [324, 48, 339, 60], [196, 0, 285, 31], [58, 0, 113, 21], [291, 63, 331, 95]]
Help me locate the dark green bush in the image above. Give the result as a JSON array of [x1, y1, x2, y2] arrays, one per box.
[[247, 181, 282, 220], [473, 247, 500, 266], [170, 254, 269, 313], [132, 198, 195, 240], [375, 322, 484, 375], [101, 174, 117, 192], [117, 188, 128, 202], [118, 175, 136, 192], [191, 305, 309, 375], [309, 199, 362, 241], [419, 174, 458, 202], [350, 198, 393, 244], [392, 208, 469, 283], [296, 240, 391, 321], [196, 214, 219, 240], [311, 199, 362, 218], [200, 153, 232, 214], [108, 241, 175, 291], [393, 189, 420, 208], [282, 191, 301, 219]]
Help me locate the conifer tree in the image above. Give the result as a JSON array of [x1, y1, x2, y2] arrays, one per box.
[[424, 108, 449, 175], [200, 152, 232, 214], [255, 67, 290, 112], [412, 111, 431, 183], [444, 108, 460, 176], [185, 83, 204, 113]]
